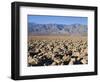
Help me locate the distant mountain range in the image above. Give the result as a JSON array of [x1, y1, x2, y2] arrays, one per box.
[[28, 23, 87, 36]]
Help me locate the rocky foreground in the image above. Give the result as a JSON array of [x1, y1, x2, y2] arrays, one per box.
[[28, 38, 88, 66]]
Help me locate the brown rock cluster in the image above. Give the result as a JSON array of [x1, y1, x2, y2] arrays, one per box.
[[28, 39, 88, 66]]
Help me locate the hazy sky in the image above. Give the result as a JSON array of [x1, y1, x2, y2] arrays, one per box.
[[28, 15, 88, 25]]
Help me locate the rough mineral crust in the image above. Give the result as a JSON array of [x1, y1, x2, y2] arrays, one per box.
[[28, 38, 88, 66]]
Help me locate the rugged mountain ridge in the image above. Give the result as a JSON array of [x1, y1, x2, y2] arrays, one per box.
[[28, 23, 87, 36]]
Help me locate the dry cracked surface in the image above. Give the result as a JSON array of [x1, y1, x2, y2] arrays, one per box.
[[28, 37, 88, 66]]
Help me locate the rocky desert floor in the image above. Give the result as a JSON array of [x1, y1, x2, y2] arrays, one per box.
[[28, 35, 88, 66]]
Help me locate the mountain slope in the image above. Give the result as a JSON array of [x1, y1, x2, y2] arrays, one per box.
[[28, 23, 87, 36]]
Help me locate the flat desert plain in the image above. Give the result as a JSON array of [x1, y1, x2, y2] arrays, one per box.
[[28, 35, 88, 66]]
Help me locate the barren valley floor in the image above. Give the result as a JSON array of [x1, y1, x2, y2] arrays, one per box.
[[28, 35, 88, 66]]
